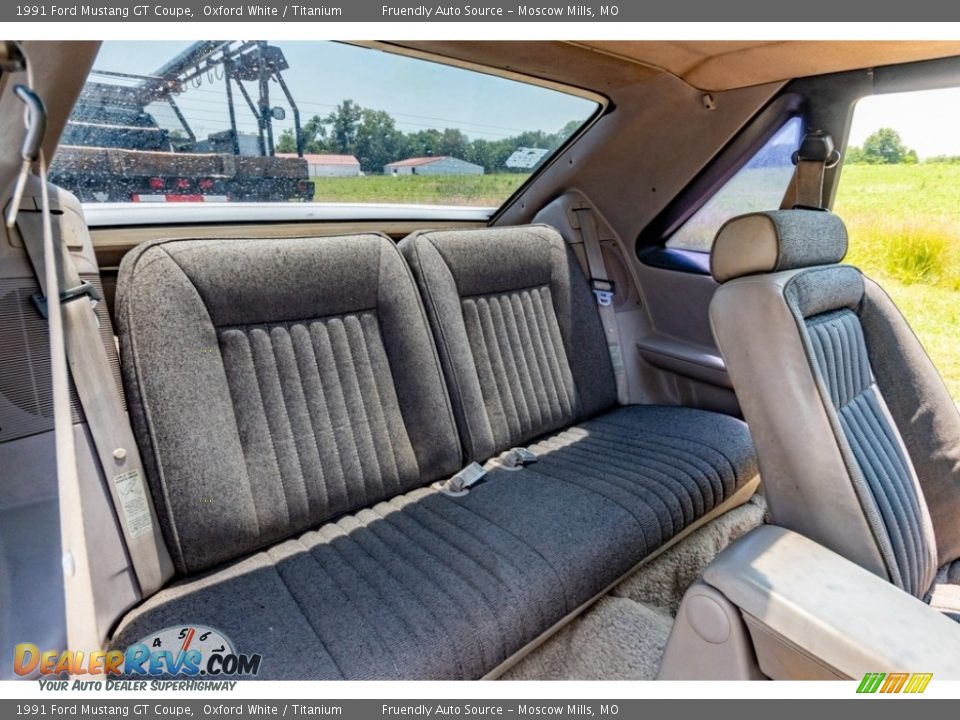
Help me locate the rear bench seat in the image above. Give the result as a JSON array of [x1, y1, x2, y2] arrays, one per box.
[[110, 227, 758, 679]]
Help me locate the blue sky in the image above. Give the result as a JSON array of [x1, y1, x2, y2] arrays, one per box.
[[848, 86, 960, 158], [91, 42, 960, 159], [91, 41, 597, 143]]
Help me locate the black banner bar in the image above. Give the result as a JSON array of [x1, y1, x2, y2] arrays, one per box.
[[1, 699, 954, 720], [6, 0, 960, 22]]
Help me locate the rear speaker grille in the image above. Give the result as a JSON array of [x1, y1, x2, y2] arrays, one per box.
[[0, 275, 124, 443]]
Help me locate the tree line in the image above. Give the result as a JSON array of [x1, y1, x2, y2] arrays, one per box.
[[846, 127, 921, 164], [275, 99, 582, 174]]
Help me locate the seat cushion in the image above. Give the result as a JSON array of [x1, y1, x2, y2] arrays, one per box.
[[112, 404, 757, 679], [526, 405, 758, 552]]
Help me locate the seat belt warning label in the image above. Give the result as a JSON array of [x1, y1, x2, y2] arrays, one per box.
[[113, 469, 153, 539]]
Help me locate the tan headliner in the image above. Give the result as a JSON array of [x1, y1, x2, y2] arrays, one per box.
[[566, 41, 960, 91], [388, 39, 960, 94]]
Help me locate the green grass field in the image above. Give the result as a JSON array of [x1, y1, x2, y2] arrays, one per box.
[[308, 165, 960, 400], [312, 173, 527, 206], [834, 164, 960, 400]]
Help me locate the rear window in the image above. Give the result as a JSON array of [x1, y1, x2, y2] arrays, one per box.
[[51, 41, 598, 212]]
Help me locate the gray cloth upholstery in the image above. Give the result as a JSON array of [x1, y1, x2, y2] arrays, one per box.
[[712, 208, 944, 601], [115, 227, 760, 679], [711, 209, 848, 283], [112, 405, 758, 679], [803, 309, 936, 597], [859, 279, 960, 568], [116, 234, 461, 574], [525, 406, 757, 549], [400, 225, 616, 461], [784, 264, 864, 319], [712, 269, 893, 583]]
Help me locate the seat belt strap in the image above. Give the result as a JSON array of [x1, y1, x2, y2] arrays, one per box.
[[7, 70, 107, 654], [18, 188, 174, 601], [794, 158, 826, 209], [780, 130, 840, 210], [15, 154, 103, 653], [572, 205, 629, 404], [9, 101, 174, 608]]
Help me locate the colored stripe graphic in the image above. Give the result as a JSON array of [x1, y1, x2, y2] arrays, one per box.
[[904, 673, 933, 694], [881, 673, 909, 693], [857, 672, 932, 694], [857, 673, 885, 693]]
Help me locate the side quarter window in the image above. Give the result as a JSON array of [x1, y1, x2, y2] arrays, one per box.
[[835, 87, 960, 402], [667, 116, 803, 253]]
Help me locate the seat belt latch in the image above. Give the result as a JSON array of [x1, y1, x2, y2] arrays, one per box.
[[591, 278, 616, 307], [31, 280, 102, 320], [437, 462, 487, 497], [496, 447, 538, 470]]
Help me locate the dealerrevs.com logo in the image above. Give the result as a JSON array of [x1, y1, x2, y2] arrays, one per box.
[[15, 625, 262, 687]]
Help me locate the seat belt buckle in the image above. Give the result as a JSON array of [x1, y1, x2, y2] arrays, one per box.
[[591, 279, 616, 307], [496, 447, 538, 470], [435, 462, 487, 497], [31, 280, 102, 320]]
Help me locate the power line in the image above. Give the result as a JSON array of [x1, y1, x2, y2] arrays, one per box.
[[149, 104, 525, 140], [97, 79, 575, 137], [171, 85, 540, 134]]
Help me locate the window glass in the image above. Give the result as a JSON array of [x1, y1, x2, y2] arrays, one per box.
[[667, 116, 803, 252], [50, 41, 598, 210], [835, 87, 960, 401]]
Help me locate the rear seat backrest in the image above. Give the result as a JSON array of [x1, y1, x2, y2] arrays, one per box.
[[116, 235, 462, 574], [401, 225, 617, 461]]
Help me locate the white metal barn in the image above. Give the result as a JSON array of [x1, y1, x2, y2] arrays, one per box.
[[384, 156, 484, 176], [279, 153, 362, 177]]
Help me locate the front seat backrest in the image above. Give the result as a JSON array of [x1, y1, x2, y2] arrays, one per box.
[[709, 209, 940, 598]]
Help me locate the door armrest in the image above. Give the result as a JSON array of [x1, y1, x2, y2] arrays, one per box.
[[701, 525, 960, 678]]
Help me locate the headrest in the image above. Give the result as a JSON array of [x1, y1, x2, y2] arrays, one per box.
[[711, 209, 848, 283]]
